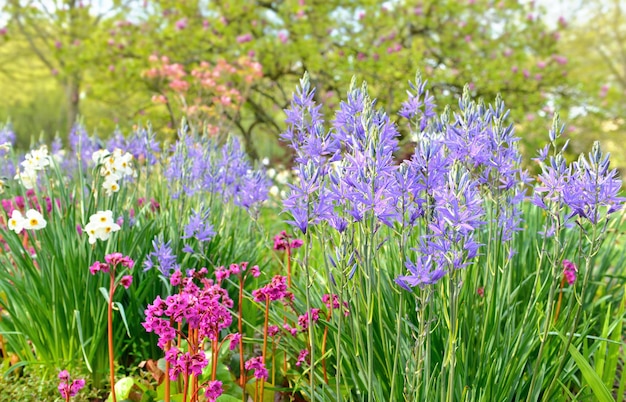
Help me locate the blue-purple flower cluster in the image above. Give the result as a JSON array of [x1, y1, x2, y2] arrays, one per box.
[[47, 123, 271, 209], [280, 75, 539, 290], [164, 129, 270, 212], [0, 124, 16, 178], [532, 116, 623, 225]]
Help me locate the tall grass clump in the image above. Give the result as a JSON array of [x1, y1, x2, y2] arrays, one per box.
[[0, 71, 624, 402], [273, 72, 625, 401], [0, 124, 270, 394]]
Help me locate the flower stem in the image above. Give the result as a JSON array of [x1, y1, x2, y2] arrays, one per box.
[[165, 339, 171, 402], [238, 276, 246, 401], [304, 231, 316, 401], [287, 247, 292, 288], [260, 297, 270, 399], [446, 272, 458, 402], [321, 319, 329, 384], [284, 248, 292, 374], [553, 276, 566, 323], [182, 372, 189, 402], [108, 272, 117, 402]]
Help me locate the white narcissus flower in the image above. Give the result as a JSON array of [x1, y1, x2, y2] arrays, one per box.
[[0, 178, 5, 194], [102, 177, 120, 196], [92, 149, 110, 165], [14, 145, 52, 190], [15, 169, 37, 190], [92, 148, 135, 196], [23, 209, 46, 230], [8, 210, 25, 234], [84, 210, 121, 244], [22, 146, 51, 171]]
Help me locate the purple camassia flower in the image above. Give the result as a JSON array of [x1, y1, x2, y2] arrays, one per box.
[[397, 167, 485, 289], [107, 127, 160, 166], [234, 169, 271, 211], [216, 137, 250, 201], [280, 73, 342, 234], [69, 123, 102, 170], [395, 255, 445, 290], [329, 80, 400, 227], [144, 235, 179, 277], [398, 136, 449, 226], [533, 154, 571, 211], [283, 161, 334, 234], [163, 130, 268, 210], [399, 74, 437, 132], [182, 206, 216, 243], [0, 124, 15, 160], [426, 167, 484, 267], [0, 125, 16, 176], [281, 72, 340, 166], [106, 129, 126, 152], [563, 142, 624, 223]]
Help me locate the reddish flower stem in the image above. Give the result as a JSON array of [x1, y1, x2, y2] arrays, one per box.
[[286, 247, 292, 288], [108, 271, 117, 402], [164, 338, 171, 402], [212, 337, 219, 382], [554, 276, 567, 323], [191, 329, 199, 402], [261, 297, 270, 399], [182, 371, 189, 402], [284, 248, 292, 374], [238, 276, 246, 401]]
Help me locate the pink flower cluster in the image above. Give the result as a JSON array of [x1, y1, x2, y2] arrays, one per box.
[[563, 260, 577, 285], [252, 275, 292, 302], [1, 190, 59, 216], [89, 253, 134, 289], [143, 271, 233, 352], [204, 380, 223, 401], [244, 356, 268, 380], [165, 347, 207, 380], [273, 230, 304, 251], [295, 349, 309, 367], [322, 293, 350, 316], [214, 261, 260, 282], [58, 370, 85, 400], [297, 308, 320, 332], [144, 55, 261, 110]]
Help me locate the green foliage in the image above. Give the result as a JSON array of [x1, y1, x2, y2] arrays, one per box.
[[0, 129, 269, 391], [0, 0, 582, 162]]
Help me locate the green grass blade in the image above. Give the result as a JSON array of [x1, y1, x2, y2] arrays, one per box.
[[557, 331, 615, 402]]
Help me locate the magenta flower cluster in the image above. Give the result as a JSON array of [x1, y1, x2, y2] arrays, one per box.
[[252, 275, 293, 303], [204, 380, 223, 401], [142, 269, 233, 367], [563, 260, 577, 285], [214, 261, 260, 282], [244, 356, 268, 380], [58, 370, 85, 400], [273, 230, 304, 251], [89, 253, 134, 288]]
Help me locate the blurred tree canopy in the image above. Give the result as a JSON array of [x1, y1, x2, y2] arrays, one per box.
[[558, 0, 626, 168], [0, 0, 619, 165]]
